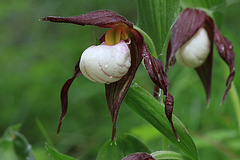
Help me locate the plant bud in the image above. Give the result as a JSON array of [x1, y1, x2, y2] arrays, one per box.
[[79, 41, 131, 84], [175, 27, 211, 68]]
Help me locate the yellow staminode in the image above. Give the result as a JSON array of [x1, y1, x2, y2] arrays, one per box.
[[105, 26, 129, 45]]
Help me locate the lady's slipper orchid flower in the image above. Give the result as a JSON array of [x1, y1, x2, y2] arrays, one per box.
[[166, 8, 235, 105], [42, 10, 178, 141]]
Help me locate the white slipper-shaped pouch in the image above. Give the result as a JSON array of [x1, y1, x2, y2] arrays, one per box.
[[175, 27, 211, 68], [80, 41, 131, 84]]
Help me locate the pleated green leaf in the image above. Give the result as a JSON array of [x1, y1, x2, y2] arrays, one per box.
[[96, 134, 151, 160], [125, 83, 199, 160], [137, 0, 180, 63]]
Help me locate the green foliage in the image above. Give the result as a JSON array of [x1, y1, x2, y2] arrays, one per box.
[[36, 118, 54, 147], [137, 0, 180, 63], [0, 0, 239, 159], [0, 124, 35, 160], [151, 151, 191, 160], [46, 144, 76, 160], [125, 82, 198, 160], [96, 134, 150, 160], [134, 26, 158, 59]]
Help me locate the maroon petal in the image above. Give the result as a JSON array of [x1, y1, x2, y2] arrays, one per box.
[[122, 152, 156, 160], [142, 44, 179, 140], [195, 54, 213, 106], [213, 23, 236, 104], [58, 60, 82, 134], [194, 15, 215, 106], [42, 10, 133, 29], [105, 28, 143, 142], [165, 8, 207, 71]]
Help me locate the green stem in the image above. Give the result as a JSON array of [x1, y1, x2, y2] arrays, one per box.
[[133, 26, 158, 59], [229, 82, 240, 132], [221, 62, 240, 132], [36, 118, 54, 147]]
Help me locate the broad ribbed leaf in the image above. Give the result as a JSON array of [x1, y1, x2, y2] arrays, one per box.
[[96, 134, 150, 160], [151, 151, 192, 160], [125, 83, 199, 160], [137, 0, 180, 62]]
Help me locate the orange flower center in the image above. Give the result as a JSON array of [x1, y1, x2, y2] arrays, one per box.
[[105, 26, 129, 45]]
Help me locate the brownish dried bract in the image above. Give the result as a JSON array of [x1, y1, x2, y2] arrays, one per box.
[[166, 8, 235, 105], [122, 152, 156, 160], [42, 10, 178, 141]]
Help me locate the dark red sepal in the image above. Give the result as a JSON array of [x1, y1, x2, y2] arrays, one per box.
[[42, 10, 133, 29], [213, 23, 235, 104], [194, 15, 215, 106], [195, 53, 213, 106], [142, 41, 179, 140], [105, 29, 143, 142], [58, 60, 82, 134]]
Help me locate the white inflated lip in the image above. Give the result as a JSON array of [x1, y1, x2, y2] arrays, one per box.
[[175, 27, 211, 68], [79, 41, 131, 84]]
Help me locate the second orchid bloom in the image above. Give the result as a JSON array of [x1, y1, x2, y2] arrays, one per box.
[[166, 8, 235, 106]]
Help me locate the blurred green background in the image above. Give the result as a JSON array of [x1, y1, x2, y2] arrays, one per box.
[[0, 0, 240, 159]]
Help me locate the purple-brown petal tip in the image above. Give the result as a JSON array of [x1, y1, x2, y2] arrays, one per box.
[[42, 16, 59, 22], [142, 42, 178, 140], [58, 60, 82, 134], [213, 24, 235, 104], [42, 10, 133, 28], [165, 94, 179, 141], [122, 153, 156, 160]]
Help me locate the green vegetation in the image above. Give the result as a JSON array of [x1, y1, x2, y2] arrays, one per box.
[[0, 0, 239, 159]]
